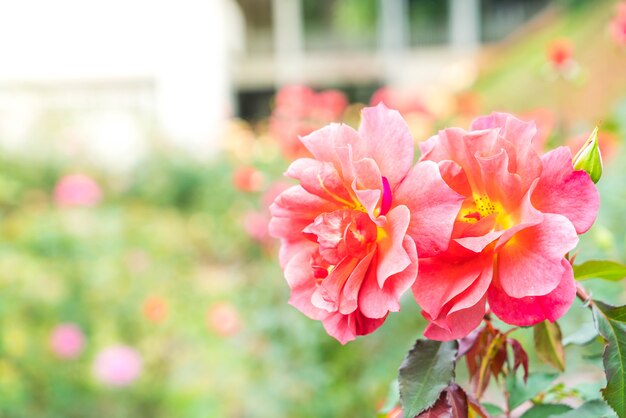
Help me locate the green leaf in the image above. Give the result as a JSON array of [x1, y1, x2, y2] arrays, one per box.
[[574, 260, 626, 281], [506, 372, 557, 411], [547, 399, 617, 418], [398, 339, 458, 418], [519, 403, 572, 418], [482, 402, 504, 416], [534, 321, 566, 371], [592, 301, 626, 417], [562, 322, 598, 346]]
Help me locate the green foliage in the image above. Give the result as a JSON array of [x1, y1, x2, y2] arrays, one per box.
[[398, 339, 457, 418], [562, 322, 598, 346], [519, 403, 572, 418], [592, 301, 626, 417], [506, 372, 558, 411], [574, 260, 626, 282], [548, 399, 617, 418], [534, 321, 566, 371]]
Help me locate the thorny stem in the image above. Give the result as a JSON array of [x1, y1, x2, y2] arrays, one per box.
[[576, 283, 593, 306]]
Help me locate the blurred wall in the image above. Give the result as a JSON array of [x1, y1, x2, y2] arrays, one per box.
[[0, 0, 242, 169]]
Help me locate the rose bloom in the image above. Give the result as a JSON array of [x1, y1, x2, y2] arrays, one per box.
[[269, 85, 348, 159], [54, 173, 102, 207], [415, 113, 599, 340], [50, 323, 85, 359], [269, 104, 463, 344], [610, 2, 626, 46], [93, 345, 142, 387]]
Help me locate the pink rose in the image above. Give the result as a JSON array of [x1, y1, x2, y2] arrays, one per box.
[[269, 104, 463, 344], [415, 113, 600, 340], [54, 174, 102, 207], [50, 323, 85, 359], [269, 85, 348, 160], [93, 345, 142, 387]]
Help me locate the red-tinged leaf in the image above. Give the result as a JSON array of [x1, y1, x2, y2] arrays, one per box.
[[466, 328, 492, 386], [416, 391, 451, 418], [490, 342, 508, 380], [508, 338, 529, 383], [475, 334, 506, 399], [446, 384, 469, 417], [467, 395, 492, 418], [458, 328, 482, 359]]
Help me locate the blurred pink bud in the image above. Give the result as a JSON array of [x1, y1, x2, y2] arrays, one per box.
[[610, 2, 626, 46], [207, 302, 242, 337], [244, 211, 270, 244], [270, 85, 348, 159], [370, 87, 430, 117], [547, 39, 574, 72], [233, 166, 265, 193], [93, 345, 142, 387], [50, 323, 85, 359], [54, 174, 102, 207], [142, 296, 168, 324]]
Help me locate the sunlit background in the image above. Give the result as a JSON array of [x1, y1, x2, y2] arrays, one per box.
[[0, 0, 625, 416]]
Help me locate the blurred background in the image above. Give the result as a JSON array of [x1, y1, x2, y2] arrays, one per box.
[[0, 0, 625, 417]]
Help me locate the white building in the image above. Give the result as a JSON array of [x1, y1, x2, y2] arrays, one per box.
[[0, 0, 548, 169]]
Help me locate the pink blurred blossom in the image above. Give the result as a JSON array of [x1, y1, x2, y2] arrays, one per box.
[[370, 87, 431, 117], [207, 302, 242, 337], [547, 39, 575, 73], [54, 174, 102, 207], [243, 181, 291, 248], [610, 2, 626, 46], [269, 85, 348, 159], [93, 345, 142, 387], [233, 166, 265, 193], [50, 323, 85, 359]]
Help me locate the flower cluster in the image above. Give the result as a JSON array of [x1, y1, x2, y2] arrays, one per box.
[[270, 105, 599, 343]]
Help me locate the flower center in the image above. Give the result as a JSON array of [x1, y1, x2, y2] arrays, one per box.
[[459, 194, 513, 230]]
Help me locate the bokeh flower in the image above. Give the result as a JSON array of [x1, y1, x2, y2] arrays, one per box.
[[50, 323, 85, 359], [370, 87, 431, 117], [232, 166, 265, 193], [207, 302, 242, 337], [269, 104, 463, 344], [93, 345, 142, 387], [142, 296, 168, 324], [269, 85, 348, 159], [610, 2, 626, 46], [415, 113, 600, 340], [54, 173, 102, 207], [547, 39, 574, 72]]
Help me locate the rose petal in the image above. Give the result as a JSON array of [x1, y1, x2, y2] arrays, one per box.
[[358, 103, 414, 186], [488, 259, 576, 326], [394, 161, 465, 257], [496, 213, 578, 298], [531, 147, 600, 234]]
